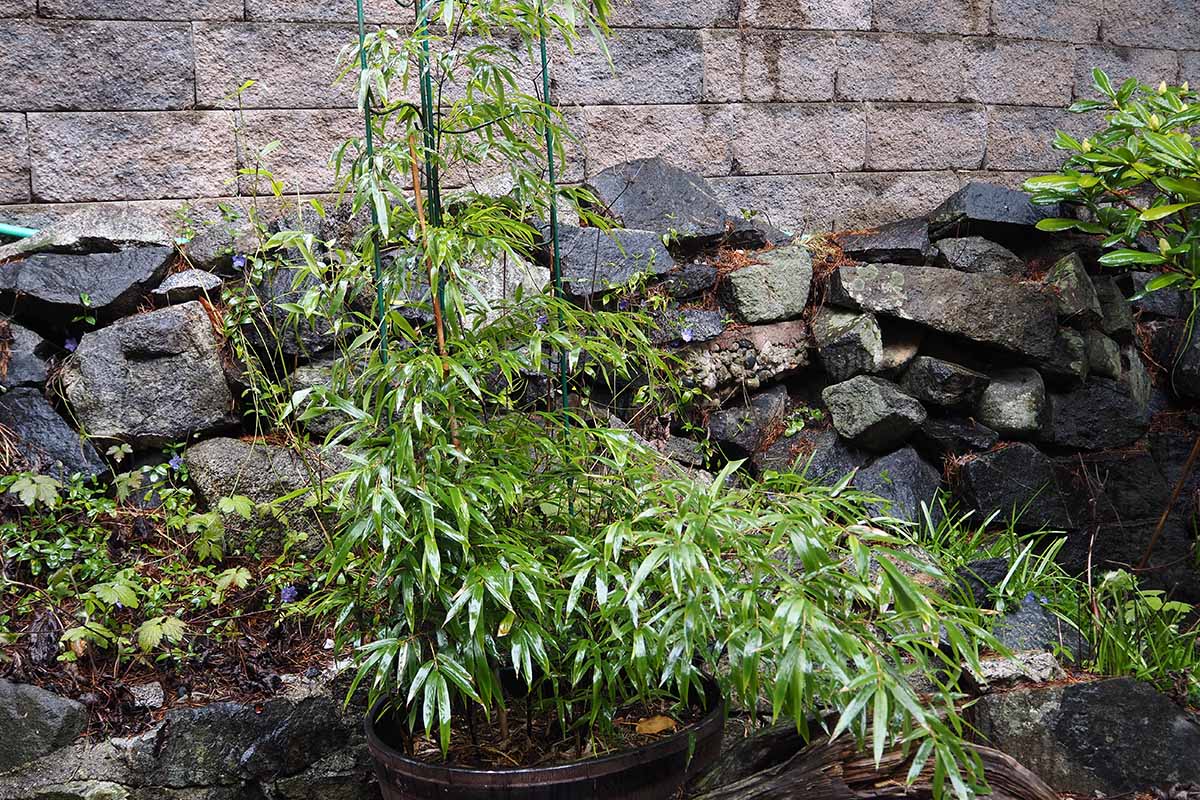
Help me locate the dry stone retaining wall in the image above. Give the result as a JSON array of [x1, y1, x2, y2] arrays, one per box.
[[1, 0, 1198, 230]]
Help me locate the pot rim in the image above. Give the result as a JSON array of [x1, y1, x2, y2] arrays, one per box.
[[364, 674, 725, 788]]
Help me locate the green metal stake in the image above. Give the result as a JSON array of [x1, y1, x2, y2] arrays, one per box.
[[537, 1, 570, 436], [416, 1, 446, 312], [356, 0, 388, 362], [0, 222, 38, 240]]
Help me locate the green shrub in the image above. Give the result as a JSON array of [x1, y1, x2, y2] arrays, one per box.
[[1024, 69, 1200, 295]]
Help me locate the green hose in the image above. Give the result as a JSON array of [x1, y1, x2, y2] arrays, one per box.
[[0, 222, 38, 239]]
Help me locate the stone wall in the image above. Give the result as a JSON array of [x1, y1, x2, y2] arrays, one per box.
[[1, 0, 1197, 231]]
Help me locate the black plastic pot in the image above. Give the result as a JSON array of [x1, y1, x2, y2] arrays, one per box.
[[364, 678, 725, 800]]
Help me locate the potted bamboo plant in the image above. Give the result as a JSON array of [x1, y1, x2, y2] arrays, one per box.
[[264, 1, 998, 797]]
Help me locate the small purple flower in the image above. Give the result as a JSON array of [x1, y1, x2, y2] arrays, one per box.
[[680, 327, 695, 343], [280, 585, 299, 604], [63, 337, 78, 353], [168, 454, 184, 471], [535, 312, 548, 331], [232, 254, 248, 271], [617, 298, 631, 312]]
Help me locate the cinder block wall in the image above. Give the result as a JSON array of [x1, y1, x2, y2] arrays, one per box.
[[0, 0, 1196, 232]]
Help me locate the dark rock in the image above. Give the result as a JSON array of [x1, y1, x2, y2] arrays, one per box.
[[900, 356, 989, 410], [829, 263, 1058, 361], [1041, 327, 1089, 387], [585, 157, 776, 248], [286, 357, 347, 440], [0, 317, 54, 389], [971, 678, 1200, 794], [1084, 329, 1121, 380], [0, 247, 174, 326], [1171, 323, 1200, 400], [0, 679, 86, 772], [1055, 448, 1169, 526], [661, 263, 718, 299], [855, 446, 942, 523], [1045, 253, 1102, 328], [185, 437, 343, 555], [811, 308, 882, 381], [664, 436, 706, 468], [0, 388, 105, 479], [838, 218, 929, 265], [927, 181, 1058, 241], [62, 302, 234, 449], [992, 594, 1088, 661], [152, 268, 223, 304], [244, 266, 338, 361], [1062, 518, 1200, 605], [958, 443, 1073, 530], [1149, 430, 1200, 519], [152, 691, 352, 786], [1094, 277, 1134, 340], [822, 375, 926, 453], [913, 416, 999, 459], [707, 385, 789, 460], [551, 225, 675, 299], [0, 206, 172, 261], [1040, 376, 1150, 451], [720, 246, 812, 324], [680, 320, 809, 393], [754, 427, 869, 483], [649, 308, 725, 346], [1124, 271, 1188, 319], [954, 557, 1011, 608], [976, 368, 1046, 438], [931, 236, 1024, 276]]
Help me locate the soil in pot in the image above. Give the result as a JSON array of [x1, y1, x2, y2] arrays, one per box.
[[366, 677, 725, 800]]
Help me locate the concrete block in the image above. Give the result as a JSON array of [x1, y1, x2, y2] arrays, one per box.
[[28, 112, 237, 202]]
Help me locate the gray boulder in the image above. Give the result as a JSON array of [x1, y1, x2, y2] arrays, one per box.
[[707, 385, 789, 460], [0, 247, 174, 326], [62, 302, 234, 449], [931, 236, 1024, 276], [838, 218, 929, 265], [721, 246, 812, 324], [829, 263, 1058, 361], [1041, 327, 1089, 386], [1084, 329, 1122, 380], [965, 652, 1066, 694], [900, 356, 989, 410], [183, 215, 258, 274], [972, 678, 1200, 794], [822, 375, 926, 452], [928, 182, 1058, 240], [650, 308, 725, 346], [0, 388, 105, 479], [586, 157, 777, 248], [185, 437, 343, 554], [1045, 253, 1102, 328], [0, 679, 86, 772], [1094, 277, 1134, 340], [0, 207, 172, 261], [812, 308, 883, 381], [958, 443, 1073, 531], [976, 368, 1046, 438], [151, 268, 222, 304], [855, 446, 941, 523], [553, 225, 675, 299], [0, 318, 54, 389]]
